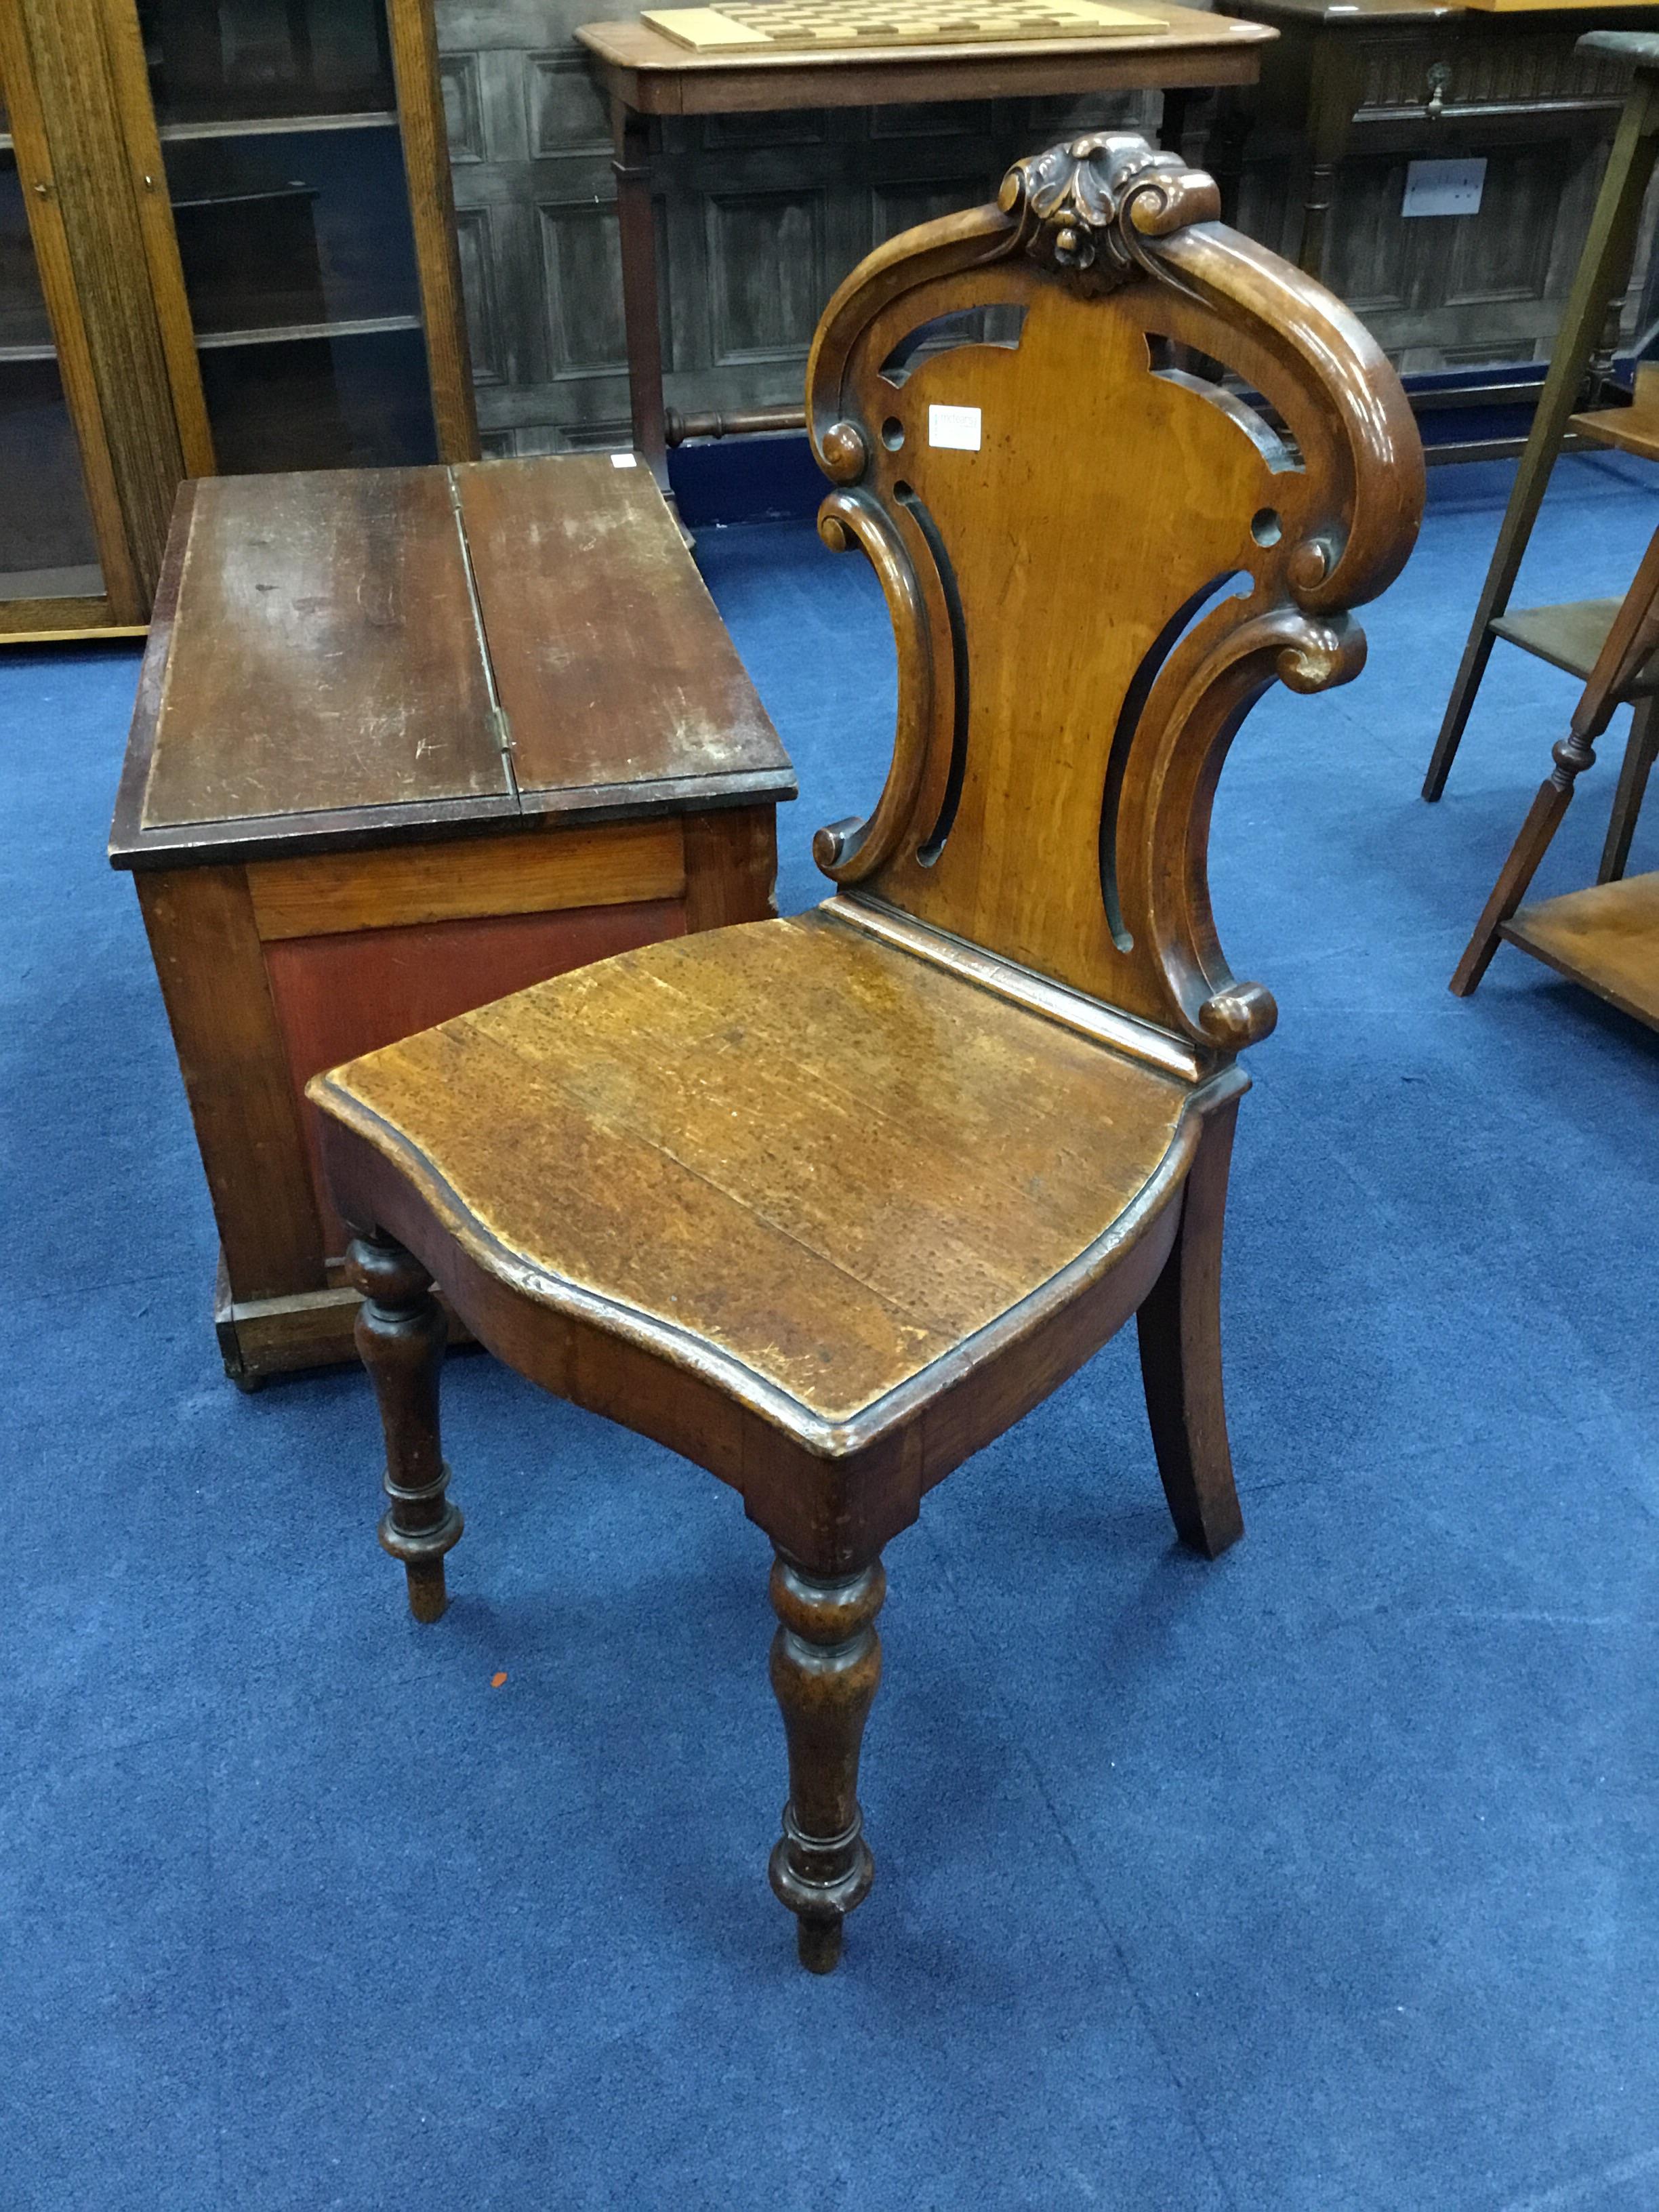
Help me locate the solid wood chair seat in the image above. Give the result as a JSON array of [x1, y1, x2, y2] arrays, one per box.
[[312, 905, 1198, 1447]]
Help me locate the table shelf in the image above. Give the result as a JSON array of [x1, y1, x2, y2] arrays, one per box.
[[1492, 598, 1659, 693], [1502, 872, 1659, 1030]]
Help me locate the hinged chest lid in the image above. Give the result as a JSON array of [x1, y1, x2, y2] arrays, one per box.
[[110, 456, 794, 870]]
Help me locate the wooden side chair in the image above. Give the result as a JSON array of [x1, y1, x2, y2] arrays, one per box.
[[310, 134, 1424, 1971]]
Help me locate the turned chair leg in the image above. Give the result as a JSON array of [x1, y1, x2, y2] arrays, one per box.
[[344, 1232, 464, 1624], [767, 1553, 885, 1973], [1136, 1099, 1245, 1561]]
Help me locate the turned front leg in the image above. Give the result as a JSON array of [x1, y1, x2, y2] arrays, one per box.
[[344, 1233, 463, 1624], [768, 1553, 884, 1973]]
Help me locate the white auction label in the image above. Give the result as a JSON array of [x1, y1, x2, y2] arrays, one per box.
[[611, 451, 639, 468], [1401, 157, 1486, 220], [928, 404, 981, 452]]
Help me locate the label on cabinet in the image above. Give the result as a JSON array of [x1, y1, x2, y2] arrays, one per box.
[[1401, 159, 1486, 220]]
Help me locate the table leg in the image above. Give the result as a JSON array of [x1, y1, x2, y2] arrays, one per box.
[[611, 98, 670, 493], [1599, 693, 1658, 884], [1296, 49, 1354, 281], [1204, 87, 1254, 231], [1160, 86, 1194, 160]]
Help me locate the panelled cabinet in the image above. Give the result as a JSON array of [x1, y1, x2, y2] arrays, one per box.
[[0, 0, 474, 644], [1221, 0, 1659, 377]]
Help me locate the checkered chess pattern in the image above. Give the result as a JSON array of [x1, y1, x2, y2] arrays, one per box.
[[641, 0, 1161, 52]]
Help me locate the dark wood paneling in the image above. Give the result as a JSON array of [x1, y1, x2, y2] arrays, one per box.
[[871, 171, 997, 237], [438, 48, 486, 162], [1324, 153, 1413, 312], [452, 203, 504, 383], [707, 189, 827, 364], [529, 49, 610, 154], [539, 199, 629, 374], [435, 0, 1158, 451]]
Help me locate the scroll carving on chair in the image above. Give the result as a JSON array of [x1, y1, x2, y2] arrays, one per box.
[[308, 134, 1423, 1971]]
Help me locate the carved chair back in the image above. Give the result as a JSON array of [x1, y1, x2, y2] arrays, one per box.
[[806, 135, 1425, 1063]]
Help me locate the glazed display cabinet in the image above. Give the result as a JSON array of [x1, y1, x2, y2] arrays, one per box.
[[0, 0, 474, 644]]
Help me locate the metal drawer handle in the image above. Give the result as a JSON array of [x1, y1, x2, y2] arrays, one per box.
[[1426, 62, 1453, 122]]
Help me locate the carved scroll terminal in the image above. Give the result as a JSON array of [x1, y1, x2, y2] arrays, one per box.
[[997, 133, 1221, 295]]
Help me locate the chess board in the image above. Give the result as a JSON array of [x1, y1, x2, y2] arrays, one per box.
[[641, 0, 1162, 51]]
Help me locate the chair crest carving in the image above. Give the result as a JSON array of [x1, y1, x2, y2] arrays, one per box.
[[997, 132, 1220, 294], [805, 135, 1425, 1067]]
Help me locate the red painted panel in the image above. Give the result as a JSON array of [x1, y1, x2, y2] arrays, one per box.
[[265, 897, 687, 1254]]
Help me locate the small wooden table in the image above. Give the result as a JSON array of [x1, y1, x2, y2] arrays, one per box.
[[110, 455, 796, 1385], [575, 4, 1276, 486], [1427, 29, 1659, 797]]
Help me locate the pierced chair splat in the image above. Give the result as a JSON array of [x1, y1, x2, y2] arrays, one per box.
[[311, 131, 1425, 1971]]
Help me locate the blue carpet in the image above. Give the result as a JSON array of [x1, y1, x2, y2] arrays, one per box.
[[2, 452, 1656, 2212]]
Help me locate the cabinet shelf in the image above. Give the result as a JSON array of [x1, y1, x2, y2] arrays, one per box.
[[0, 562, 104, 601], [157, 110, 398, 144], [194, 312, 422, 351]]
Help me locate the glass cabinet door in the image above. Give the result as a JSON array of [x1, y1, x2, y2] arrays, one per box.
[[0, 118, 108, 615], [136, 0, 438, 473]]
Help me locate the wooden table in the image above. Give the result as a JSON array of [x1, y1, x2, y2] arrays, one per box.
[[109, 455, 796, 1385], [575, 4, 1276, 487]]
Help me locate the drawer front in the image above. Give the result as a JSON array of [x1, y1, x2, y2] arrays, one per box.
[[1355, 28, 1635, 124]]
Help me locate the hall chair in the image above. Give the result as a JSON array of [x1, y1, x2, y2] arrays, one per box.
[[310, 134, 1423, 1971]]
